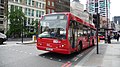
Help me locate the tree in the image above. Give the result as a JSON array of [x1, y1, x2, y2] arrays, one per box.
[[31, 19, 39, 38], [7, 8, 26, 38]]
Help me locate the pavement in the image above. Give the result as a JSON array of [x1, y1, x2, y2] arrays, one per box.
[[75, 39, 120, 67], [7, 38, 36, 44]]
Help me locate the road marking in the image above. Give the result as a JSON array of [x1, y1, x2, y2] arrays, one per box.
[[61, 61, 72, 67], [25, 52, 27, 54], [58, 59, 61, 62], [29, 53, 32, 54], [20, 51, 23, 52], [74, 58, 79, 61], [50, 57, 53, 60], [74, 47, 96, 67]]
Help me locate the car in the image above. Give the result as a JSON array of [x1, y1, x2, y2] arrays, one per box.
[[0, 32, 7, 44], [98, 33, 105, 40]]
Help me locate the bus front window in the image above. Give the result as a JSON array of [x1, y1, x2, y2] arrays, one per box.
[[38, 14, 67, 39]]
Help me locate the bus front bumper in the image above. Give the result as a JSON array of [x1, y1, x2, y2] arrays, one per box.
[[37, 46, 71, 54]]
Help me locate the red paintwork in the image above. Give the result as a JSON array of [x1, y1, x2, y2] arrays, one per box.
[[99, 36, 105, 40], [37, 12, 96, 54]]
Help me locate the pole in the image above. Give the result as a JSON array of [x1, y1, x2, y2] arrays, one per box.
[[21, 20, 23, 43], [96, 0, 99, 54], [96, 13, 99, 54], [106, 0, 108, 43]]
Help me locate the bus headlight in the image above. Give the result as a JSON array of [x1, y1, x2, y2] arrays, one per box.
[[62, 45, 64, 47], [61, 44, 66, 47], [38, 43, 42, 45], [53, 40, 59, 43]]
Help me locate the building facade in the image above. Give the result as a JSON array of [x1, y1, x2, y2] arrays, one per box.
[[113, 16, 120, 31], [8, 0, 46, 32], [46, 0, 70, 14], [0, 0, 8, 33], [46, 0, 55, 14], [55, 0, 70, 12], [86, 0, 110, 18]]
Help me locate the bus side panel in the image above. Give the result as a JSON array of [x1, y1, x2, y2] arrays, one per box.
[[78, 37, 89, 50]]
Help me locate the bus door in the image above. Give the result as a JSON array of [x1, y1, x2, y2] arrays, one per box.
[[68, 21, 76, 48], [87, 29, 91, 47], [83, 29, 89, 48]]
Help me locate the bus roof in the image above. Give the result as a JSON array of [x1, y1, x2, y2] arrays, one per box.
[[42, 12, 96, 30]]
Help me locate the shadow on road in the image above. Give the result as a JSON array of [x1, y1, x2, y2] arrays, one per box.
[[39, 52, 79, 63], [38, 46, 95, 64]]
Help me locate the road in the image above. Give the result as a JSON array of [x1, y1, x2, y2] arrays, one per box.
[[0, 41, 95, 67]]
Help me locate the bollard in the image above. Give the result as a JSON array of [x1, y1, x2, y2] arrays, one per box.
[[32, 35, 36, 42], [98, 37, 100, 42]]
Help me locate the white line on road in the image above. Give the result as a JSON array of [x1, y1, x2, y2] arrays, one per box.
[[29, 53, 32, 55], [24, 52, 27, 54]]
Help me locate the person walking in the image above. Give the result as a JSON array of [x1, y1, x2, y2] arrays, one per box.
[[108, 34, 111, 43], [117, 33, 119, 41]]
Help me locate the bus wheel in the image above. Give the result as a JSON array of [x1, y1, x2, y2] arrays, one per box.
[[92, 40, 95, 46], [77, 41, 82, 52]]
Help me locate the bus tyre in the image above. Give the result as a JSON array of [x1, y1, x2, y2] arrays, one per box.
[[77, 42, 82, 52]]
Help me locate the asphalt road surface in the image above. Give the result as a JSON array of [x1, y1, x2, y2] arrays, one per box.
[[0, 41, 95, 67]]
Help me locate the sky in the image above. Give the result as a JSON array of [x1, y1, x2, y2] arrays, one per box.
[[70, 0, 120, 21]]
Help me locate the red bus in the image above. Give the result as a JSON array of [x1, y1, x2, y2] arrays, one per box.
[[37, 12, 96, 54]]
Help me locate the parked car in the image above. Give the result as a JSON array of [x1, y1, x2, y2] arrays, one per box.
[[0, 32, 7, 44], [98, 33, 105, 40]]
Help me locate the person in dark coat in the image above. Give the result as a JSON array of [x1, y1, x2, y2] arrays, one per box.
[[108, 34, 111, 43], [117, 33, 119, 41]]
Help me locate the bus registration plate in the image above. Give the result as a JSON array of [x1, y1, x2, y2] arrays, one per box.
[[46, 48, 53, 51]]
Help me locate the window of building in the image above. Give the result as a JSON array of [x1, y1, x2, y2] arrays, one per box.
[[39, 3, 41, 8], [0, 21, 3, 24], [32, 0, 34, 6], [95, 3, 98, 7], [95, 8, 98, 13], [36, 10, 39, 17], [28, 8, 31, 16], [11, 5, 14, 11], [32, 9, 34, 16], [15, 6, 18, 9], [52, 2, 54, 6], [36, 2, 39, 7], [20, 0, 22, 3], [42, 4, 45, 9], [28, 0, 31, 6], [39, 11, 41, 17], [19, 7, 22, 10], [25, 8, 27, 15], [42, 11, 44, 15], [15, 0, 18, 3], [0, 9, 4, 15], [26, 0, 27, 5], [52, 10, 54, 13], [48, 1, 50, 6], [48, 9, 50, 14], [28, 18, 30, 24]]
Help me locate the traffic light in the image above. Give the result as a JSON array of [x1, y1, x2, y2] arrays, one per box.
[[93, 13, 100, 28]]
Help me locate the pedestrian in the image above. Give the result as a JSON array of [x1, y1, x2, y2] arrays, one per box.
[[117, 33, 119, 41], [108, 34, 111, 43]]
